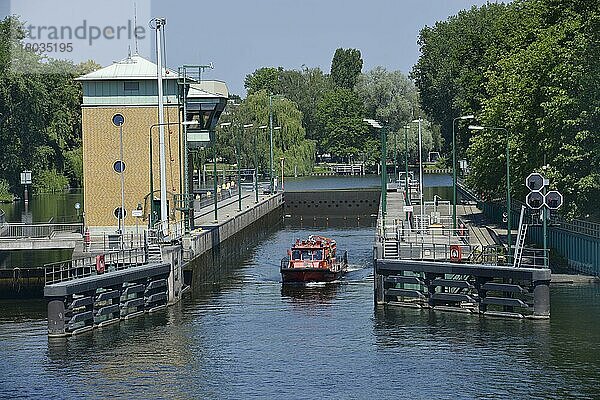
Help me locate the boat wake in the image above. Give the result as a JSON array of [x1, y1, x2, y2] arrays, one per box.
[[346, 264, 366, 272]]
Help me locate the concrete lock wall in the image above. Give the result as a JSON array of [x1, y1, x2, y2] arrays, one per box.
[[284, 190, 380, 217], [184, 194, 284, 261]]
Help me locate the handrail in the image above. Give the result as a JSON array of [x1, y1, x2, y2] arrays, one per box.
[[44, 247, 147, 285], [0, 222, 83, 238]]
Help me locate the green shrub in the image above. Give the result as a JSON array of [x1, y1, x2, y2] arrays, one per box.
[[0, 178, 13, 202], [64, 147, 83, 187], [32, 169, 69, 193]]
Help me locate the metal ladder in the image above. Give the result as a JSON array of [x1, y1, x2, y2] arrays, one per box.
[[146, 230, 163, 263], [512, 206, 528, 268], [384, 240, 399, 258]]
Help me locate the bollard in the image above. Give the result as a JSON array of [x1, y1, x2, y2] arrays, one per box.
[[48, 298, 66, 337], [532, 280, 550, 319]]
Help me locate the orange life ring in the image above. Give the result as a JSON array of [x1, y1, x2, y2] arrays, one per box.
[[95, 255, 105, 274]]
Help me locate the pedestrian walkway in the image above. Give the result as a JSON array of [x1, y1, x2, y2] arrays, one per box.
[[193, 188, 276, 227]]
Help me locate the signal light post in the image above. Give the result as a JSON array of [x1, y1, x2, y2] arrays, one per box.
[[525, 172, 563, 268]]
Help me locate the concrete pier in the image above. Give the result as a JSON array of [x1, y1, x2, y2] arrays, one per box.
[[374, 189, 552, 319], [42, 191, 283, 336]]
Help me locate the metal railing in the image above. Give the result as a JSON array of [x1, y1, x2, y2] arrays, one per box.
[[0, 209, 5, 225], [44, 247, 147, 285], [194, 188, 234, 210], [383, 240, 473, 261], [330, 164, 364, 175], [519, 247, 549, 268], [0, 223, 83, 238], [381, 219, 470, 245], [83, 232, 146, 253], [548, 216, 600, 239]]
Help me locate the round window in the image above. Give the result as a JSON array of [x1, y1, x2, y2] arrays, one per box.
[[113, 160, 126, 173], [112, 113, 125, 126], [114, 207, 127, 219]]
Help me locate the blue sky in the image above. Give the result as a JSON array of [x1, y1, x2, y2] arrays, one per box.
[[151, 0, 499, 95], [4, 0, 500, 95]]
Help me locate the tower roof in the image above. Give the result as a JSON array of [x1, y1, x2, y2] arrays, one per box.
[[76, 54, 178, 81]]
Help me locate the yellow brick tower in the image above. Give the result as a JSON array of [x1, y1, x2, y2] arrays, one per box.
[[77, 54, 183, 232], [77, 54, 228, 234]]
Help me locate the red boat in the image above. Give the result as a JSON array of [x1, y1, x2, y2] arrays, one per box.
[[280, 235, 348, 283]]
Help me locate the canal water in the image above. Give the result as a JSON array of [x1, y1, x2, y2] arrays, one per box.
[[0, 176, 598, 399]]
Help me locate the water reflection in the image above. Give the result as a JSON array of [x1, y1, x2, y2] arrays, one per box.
[[281, 283, 340, 304]]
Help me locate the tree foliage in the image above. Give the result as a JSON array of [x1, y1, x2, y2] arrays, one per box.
[[412, 0, 600, 220], [215, 91, 315, 176], [330, 48, 363, 89], [244, 66, 334, 141], [315, 88, 374, 161], [0, 16, 99, 194]]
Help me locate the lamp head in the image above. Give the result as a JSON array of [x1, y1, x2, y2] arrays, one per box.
[[460, 115, 475, 120], [468, 125, 485, 131]]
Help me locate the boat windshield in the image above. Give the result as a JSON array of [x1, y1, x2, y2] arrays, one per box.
[[291, 248, 324, 261], [313, 249, 323, 260]]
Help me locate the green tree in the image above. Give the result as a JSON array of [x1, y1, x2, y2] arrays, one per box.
[[216, 90, 315, 176], [0, 16, 99, 195], [330, 48, 363, 89], [244, 67, 283, 95], [412, 0, 600, 220], [316, 88, 373, 161]]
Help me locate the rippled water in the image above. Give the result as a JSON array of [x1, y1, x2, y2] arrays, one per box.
[[1, 220, 599, 399], [0, 177, 598, 399]]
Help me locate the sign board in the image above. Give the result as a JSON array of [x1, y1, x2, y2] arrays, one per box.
[[131, 209, 143, 218], [526, 191, 545, 209], [545, 191, 563, 210], [403, 205, 414, 212], [526, 173, 546, 192], [450, 245, 462, 263], [20, 170, 32, 185]]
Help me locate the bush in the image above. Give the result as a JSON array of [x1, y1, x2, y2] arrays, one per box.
[[32, 169, 69, 193], [0, 178, 13, 202], [64, 147, 83, 187]]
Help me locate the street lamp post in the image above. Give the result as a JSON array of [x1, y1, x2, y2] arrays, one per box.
[[403, 125, 410, 196], [149, 121, 195, 232], [213, 130, 218, 222], [257, 125, 267, 202], [363, 119, 385, 216], [394, 128, 398, 181], [269, 95, 274, 193], [280, 157, 285, 191], [412, 118, 424, 232], [272, 126, 281, 191], [268, 94, 285, 193], [452, 115, 475, 230], [469, 124, 512, 262], [242, 123, 253, 209]]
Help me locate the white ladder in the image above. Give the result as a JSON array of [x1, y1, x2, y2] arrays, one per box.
[[512, 206, 528, 268]]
